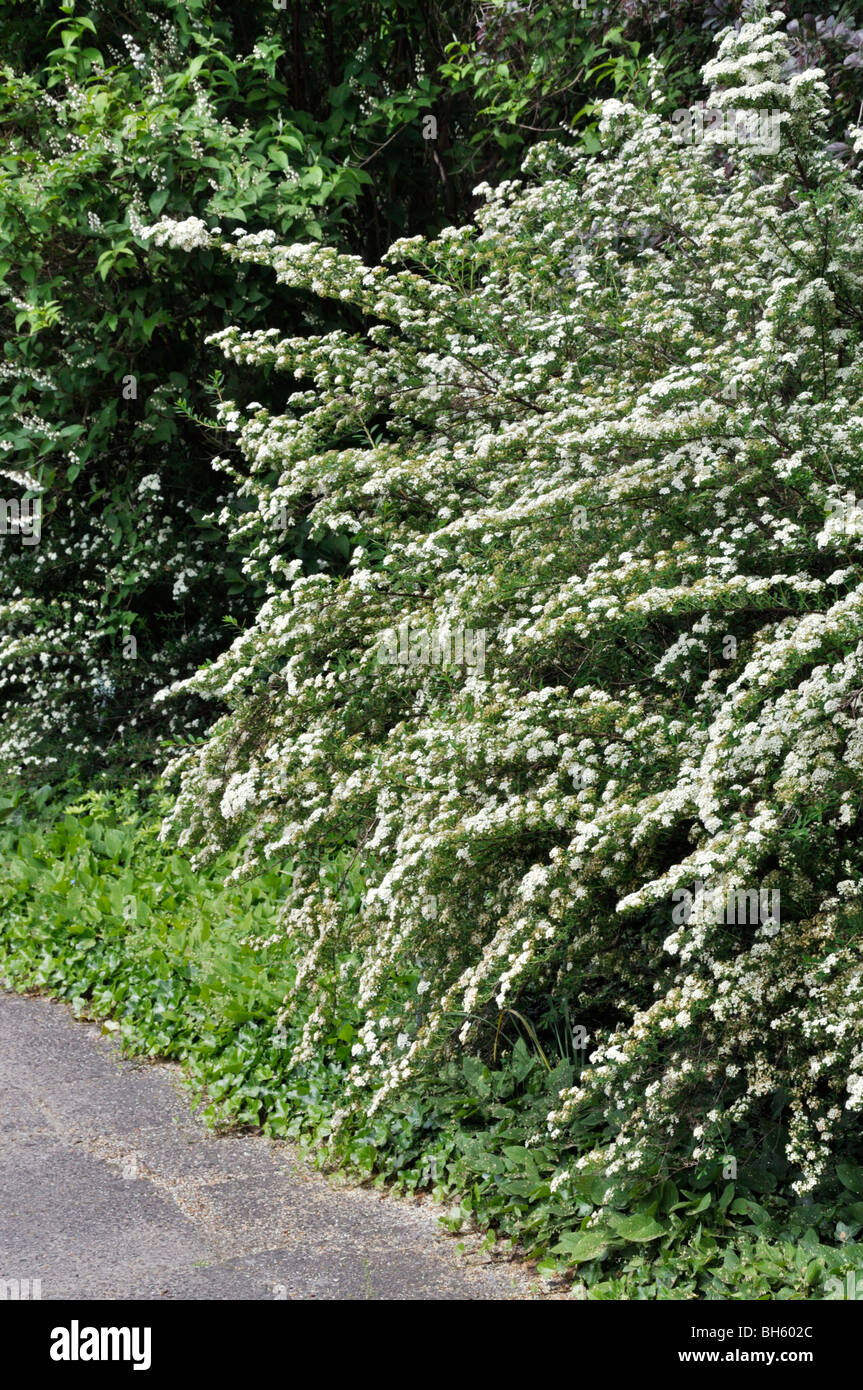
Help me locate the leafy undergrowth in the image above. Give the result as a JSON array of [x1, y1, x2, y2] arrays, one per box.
[[1, 781, 861, 1300]]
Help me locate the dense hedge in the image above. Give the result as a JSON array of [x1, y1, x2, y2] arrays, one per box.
[[157, 13, 863, 1211]]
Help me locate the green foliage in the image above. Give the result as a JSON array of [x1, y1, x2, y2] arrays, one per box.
[[1, 780, 861, 1296], [156, 14, 863, 1210], [440, 1, 643, 157], [0, 8, 370, 779], [8, 0, 863, 1303]]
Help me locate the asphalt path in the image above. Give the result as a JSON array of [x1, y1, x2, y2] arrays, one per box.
[[0, 989, 540, 1300]]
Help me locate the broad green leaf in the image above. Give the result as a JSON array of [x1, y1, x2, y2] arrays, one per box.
[[607, 1212, 664, 1243], [837, 1164, 863, 1197], [551, 1228, 612, 1263]]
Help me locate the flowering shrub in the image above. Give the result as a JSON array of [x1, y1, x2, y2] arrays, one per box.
[[160, 12, 863, 1203], [0, 0, 660, 783]]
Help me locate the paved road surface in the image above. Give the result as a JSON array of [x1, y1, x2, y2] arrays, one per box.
[[0, 990, 538, 1300]]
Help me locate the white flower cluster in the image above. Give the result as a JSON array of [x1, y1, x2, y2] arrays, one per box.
[[141, 216, 211, 251]]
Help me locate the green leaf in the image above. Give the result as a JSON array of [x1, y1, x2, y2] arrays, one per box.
[[461, 1054, 490, 1097], [551, 1228, 612, 1262], [729, 1197, 770, 1224], [606, 1212, 664, 1243], [837, 1164, 863, 1197]]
